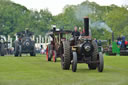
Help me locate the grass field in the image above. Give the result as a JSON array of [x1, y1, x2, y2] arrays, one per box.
[[0, 55, 128, 85]]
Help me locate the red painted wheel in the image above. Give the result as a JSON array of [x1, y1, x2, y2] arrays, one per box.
[[53, 50, 57, 62], [46, 46, 48, 61]]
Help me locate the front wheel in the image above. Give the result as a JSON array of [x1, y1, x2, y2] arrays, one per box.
[[19, 45, 22, 57], [1, 44, 5, 56], [88, 40, 98, 70], [72, 52, 77, 72], [30, 52, 36, 56], [14, 45, 19, 57], [30, 47, 36, 56], [97, 52, 104, 72]]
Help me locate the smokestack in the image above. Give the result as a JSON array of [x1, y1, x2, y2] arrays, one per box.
[[112, 32, 114, 41], [84, 17, 89, 36]]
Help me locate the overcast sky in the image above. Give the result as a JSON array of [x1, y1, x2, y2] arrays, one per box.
[[11, 0, 128, 15]]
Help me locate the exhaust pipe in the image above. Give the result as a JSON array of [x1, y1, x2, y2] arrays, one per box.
[[84, 17, 89, 36]]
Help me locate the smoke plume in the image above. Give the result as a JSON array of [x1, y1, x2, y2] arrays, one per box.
[[75, 4, 112, 32], [90, 21, 112, 33]]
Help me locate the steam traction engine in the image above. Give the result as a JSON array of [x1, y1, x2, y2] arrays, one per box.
[[46, 28, 72, 62], [61, 17, 104, 72], [14, 30, 36, 57], [0, 36, 9, 56]]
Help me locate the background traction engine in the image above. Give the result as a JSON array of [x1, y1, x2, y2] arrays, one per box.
[[0, 36, 9, 56], [14, 30, 36, 57], [46, 29, 72, 62]]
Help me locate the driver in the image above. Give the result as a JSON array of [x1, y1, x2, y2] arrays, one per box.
[[72, 26, 80, 37], [71, 26, 80, 45]]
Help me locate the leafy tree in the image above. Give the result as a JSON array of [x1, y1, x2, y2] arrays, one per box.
[[0, 0, 128, 41]]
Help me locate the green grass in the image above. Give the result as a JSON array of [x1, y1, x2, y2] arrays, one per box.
[[0, 55, 128, 85]]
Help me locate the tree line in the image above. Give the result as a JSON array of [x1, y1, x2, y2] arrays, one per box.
[[0, 0, 128, 40]]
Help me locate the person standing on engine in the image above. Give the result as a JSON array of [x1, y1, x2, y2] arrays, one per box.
[[81, 28, 85, 36], [79, 27, 82, 35]]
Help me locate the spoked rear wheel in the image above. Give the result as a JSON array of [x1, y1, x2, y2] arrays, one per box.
[[1, 44, 5, 56]]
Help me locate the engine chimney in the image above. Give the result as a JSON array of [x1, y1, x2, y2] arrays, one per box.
[[84, 17, 89, 36]]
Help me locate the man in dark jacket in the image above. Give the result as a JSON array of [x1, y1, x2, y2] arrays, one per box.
[[71, 26, 80, 45], [72, 26, 80, 37]]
